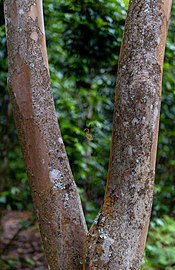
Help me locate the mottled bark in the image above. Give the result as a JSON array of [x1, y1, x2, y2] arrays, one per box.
[[4, 1, 87, 269], [83, 1, 172, 269], [4, 0, 172, 269]]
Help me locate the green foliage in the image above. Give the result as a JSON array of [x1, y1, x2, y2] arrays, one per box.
[[122, 0, 130, 7], [0, 257, 19, 270], [142, 216, 175, 270], [0, 0, 175, 267], [43, 0, 127, 216]]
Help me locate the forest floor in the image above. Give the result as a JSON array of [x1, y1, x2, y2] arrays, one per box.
[[0, 211, 48, 270]]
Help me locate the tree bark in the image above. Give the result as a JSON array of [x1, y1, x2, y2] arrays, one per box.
[[4, 1, 87, 269], [4, 0, 172, 269], [83, 0, 172, 269]]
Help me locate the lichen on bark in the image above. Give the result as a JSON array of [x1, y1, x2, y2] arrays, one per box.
[[83, 0, 172, 269], [4, 0, 172, 269], [4, 0, 87, 269]]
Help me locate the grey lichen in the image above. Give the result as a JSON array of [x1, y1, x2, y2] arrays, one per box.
[[63, 193, 69, 208], [101, 235, 114, 263], [49, 169, 65, 190]]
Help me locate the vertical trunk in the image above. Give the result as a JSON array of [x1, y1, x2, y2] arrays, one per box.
[[83, 1, 172, 269], [4, 1, 87, 269]]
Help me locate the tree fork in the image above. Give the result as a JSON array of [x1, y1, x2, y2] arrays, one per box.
[[4, 0, 87, 269], [83, 0, 172, 269]]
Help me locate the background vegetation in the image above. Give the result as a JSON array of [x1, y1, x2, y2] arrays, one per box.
[[0, 0, 175, 269]]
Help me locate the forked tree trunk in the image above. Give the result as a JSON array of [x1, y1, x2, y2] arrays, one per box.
[[4, 0, 172, 269], [83, 0, 172, 269], [4, 1, 87, 269]]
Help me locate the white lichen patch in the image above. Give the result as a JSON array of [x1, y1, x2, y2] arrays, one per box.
[[19, 9, 24, 15], [142, 116, 146, 124], [29, 62, 34, 68], [99, 230, 114, 263], [151, 100, 159, 130], [99, 228, 107, 239], [128, 145, 133, 157], [58, 137, 63, 144], [123, 121, 129, 127], [63, 193, 69, 208], [94, 212, 101, 225], [132, 117, 139, 126], [49, 169, 65, 190]]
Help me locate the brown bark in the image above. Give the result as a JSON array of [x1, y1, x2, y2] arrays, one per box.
[[4, 1, 87, 269], [83, 0, 172, 269], [4, 0, 172, 269]]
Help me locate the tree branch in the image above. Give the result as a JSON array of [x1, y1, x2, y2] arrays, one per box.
[[4, 0, 87, 269]]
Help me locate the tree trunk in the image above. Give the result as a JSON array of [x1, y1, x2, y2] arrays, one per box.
[[83, 0, 172, 269], [3, 1, 87, 269], [4, 0, 172, 269]]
